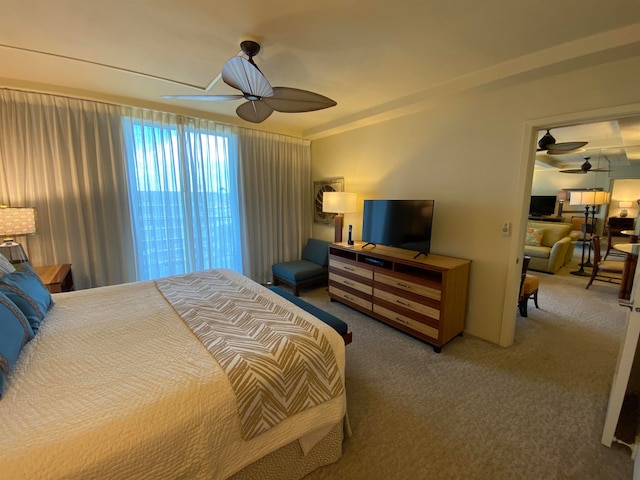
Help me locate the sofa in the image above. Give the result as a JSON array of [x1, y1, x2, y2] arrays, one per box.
[[524, 221, 577, 273]]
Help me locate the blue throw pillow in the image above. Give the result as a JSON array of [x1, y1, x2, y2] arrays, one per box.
[[0, 271, 54, 334], [0, 292, 34, 398]]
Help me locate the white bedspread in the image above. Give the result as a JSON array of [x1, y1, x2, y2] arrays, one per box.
[[0, 269, 346, 479]]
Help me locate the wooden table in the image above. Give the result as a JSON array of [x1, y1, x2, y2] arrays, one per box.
[[33, 264, 74, 293]]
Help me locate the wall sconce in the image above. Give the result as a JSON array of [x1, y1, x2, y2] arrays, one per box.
[[0, 206, 37, 264], [619, 201, 633, 218], [322, 192, 357, 243]]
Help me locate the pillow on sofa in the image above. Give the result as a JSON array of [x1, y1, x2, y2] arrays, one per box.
[[525, 228, 544, 247]]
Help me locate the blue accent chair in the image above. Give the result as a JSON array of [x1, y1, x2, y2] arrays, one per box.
[[272, 238, 330, 296]]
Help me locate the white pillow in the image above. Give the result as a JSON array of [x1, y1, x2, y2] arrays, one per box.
[[0, 253, 16, 277]]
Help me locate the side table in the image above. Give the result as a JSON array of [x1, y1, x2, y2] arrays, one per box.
[[33, 264, 74, 293]]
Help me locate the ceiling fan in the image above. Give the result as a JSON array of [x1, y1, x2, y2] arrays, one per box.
[[559, 156, 611, 174], [537, 129, 588, 154], [162, 40, 337, 123]]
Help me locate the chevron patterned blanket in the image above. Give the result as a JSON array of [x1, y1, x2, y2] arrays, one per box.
[[155, 269, 344, 440]]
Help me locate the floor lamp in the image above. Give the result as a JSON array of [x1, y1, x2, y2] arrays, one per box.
[[0, 206, 37, 264], [322, 192, 357, 243], [568, 191, 610, 276]]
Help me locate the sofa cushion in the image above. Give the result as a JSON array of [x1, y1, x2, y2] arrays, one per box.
[[524, 245, 551, 259]]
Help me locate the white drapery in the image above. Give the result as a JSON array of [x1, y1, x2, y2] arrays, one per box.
[[122, 112, 243, 280], [0, 88, 312, 288], [238, 130, 312, 284], [0, 90, 135, 288]]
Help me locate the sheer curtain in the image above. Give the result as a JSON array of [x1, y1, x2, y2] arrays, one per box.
[[237, 129, 312, 284], [0, 89, 135, 289], [0, 88, 312, 288], [122, 111, 242, 280]]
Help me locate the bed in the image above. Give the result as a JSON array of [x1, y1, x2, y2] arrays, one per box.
[[0, 268, 348, 480]]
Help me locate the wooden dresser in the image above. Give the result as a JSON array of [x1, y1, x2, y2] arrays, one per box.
[[328, 243, 471, 352]]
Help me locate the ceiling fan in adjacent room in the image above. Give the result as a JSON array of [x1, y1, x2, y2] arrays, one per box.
[[537, 129, 588, 154], [559, 156, 611, 174], [162, 40, 337, 123]]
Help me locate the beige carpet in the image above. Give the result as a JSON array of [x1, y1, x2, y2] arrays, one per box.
[[297, 247, 634, 479]]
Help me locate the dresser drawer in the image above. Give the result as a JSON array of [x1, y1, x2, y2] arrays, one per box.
[[374, 288, 440, 321], [375, 272, 441, 300], [374, 304, 439, 339], [330, 272, 373, 295], [330, 258, 373, 280], [329, 285, 373, 310]]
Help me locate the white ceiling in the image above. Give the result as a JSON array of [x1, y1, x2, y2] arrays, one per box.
[[535, 117, 640, 171], [1, 1, 640, 140]]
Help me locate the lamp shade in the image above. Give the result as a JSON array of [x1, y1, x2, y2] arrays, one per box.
[[569, 191, 610, 206], [322, 192, 357, 214], [0, 207, 37, 238], [619, 201, 633, 208]]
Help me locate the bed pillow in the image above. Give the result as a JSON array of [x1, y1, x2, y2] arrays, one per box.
[[0, 253, 16, 278], [0, 291, 34, 398], [0, 271, 54, 334]]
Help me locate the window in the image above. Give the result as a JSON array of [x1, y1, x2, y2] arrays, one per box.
[[124, 118, 242, 280]]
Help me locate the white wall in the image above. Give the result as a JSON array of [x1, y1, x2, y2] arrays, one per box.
[[311, 55, 640, 346]]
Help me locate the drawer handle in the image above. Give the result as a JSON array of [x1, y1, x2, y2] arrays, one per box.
[[396, 282, 410, 288], [395, 317, 408, 325], [344, 280, 354, 286], [344, 266, 355, 271], [396, 300, 410, 307], [345, 294, 353, 301]]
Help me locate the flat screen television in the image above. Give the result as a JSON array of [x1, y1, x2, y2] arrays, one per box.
[[528, 195, 557, 217], [362, 199, 434, 257]]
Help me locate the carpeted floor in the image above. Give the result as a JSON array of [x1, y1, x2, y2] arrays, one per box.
[[298, 245, 634, 479]]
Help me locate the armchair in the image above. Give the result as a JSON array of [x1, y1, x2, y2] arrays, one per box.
[[524, 221, 576, 273], [272, 238, 330, 296]]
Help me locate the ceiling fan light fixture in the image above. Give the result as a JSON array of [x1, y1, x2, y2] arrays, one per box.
[[162, 39, 337, 124], [538, 130, 556, 150]]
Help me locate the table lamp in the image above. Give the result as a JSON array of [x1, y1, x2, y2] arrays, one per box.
[[0, 206, 37, 264], [619, 201, 633, 218], [322, 192, 357, 243]]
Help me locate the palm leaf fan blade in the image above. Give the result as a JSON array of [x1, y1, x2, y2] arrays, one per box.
[[161, 94, 244, 101], [222, 57, 273, 98], [262, 87, 337, 113], [236, 100, 273, 123]]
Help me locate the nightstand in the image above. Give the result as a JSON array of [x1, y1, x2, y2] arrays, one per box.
[[33, 264, 74, 293]]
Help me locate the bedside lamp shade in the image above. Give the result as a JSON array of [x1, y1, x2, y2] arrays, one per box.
[[0, 206, 37, 264], [619, 201, 633, 218], [322, 192, 357, 242]]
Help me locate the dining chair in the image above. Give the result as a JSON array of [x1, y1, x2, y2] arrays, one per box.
[[586, 236, 624, 289], [518, 256, 539, 317]]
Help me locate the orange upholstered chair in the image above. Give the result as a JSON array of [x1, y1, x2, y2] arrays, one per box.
[[519, 256, 540, 317]]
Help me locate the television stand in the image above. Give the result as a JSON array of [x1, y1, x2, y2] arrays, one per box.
[[528, 215, 564, 222], [328, 243, 471, 352]]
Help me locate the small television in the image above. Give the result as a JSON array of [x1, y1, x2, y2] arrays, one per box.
[[528, 195, 557, 217], [362, 200, 435, 257]]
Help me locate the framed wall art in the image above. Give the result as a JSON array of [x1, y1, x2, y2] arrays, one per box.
[[313, 177, 344, 224]]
